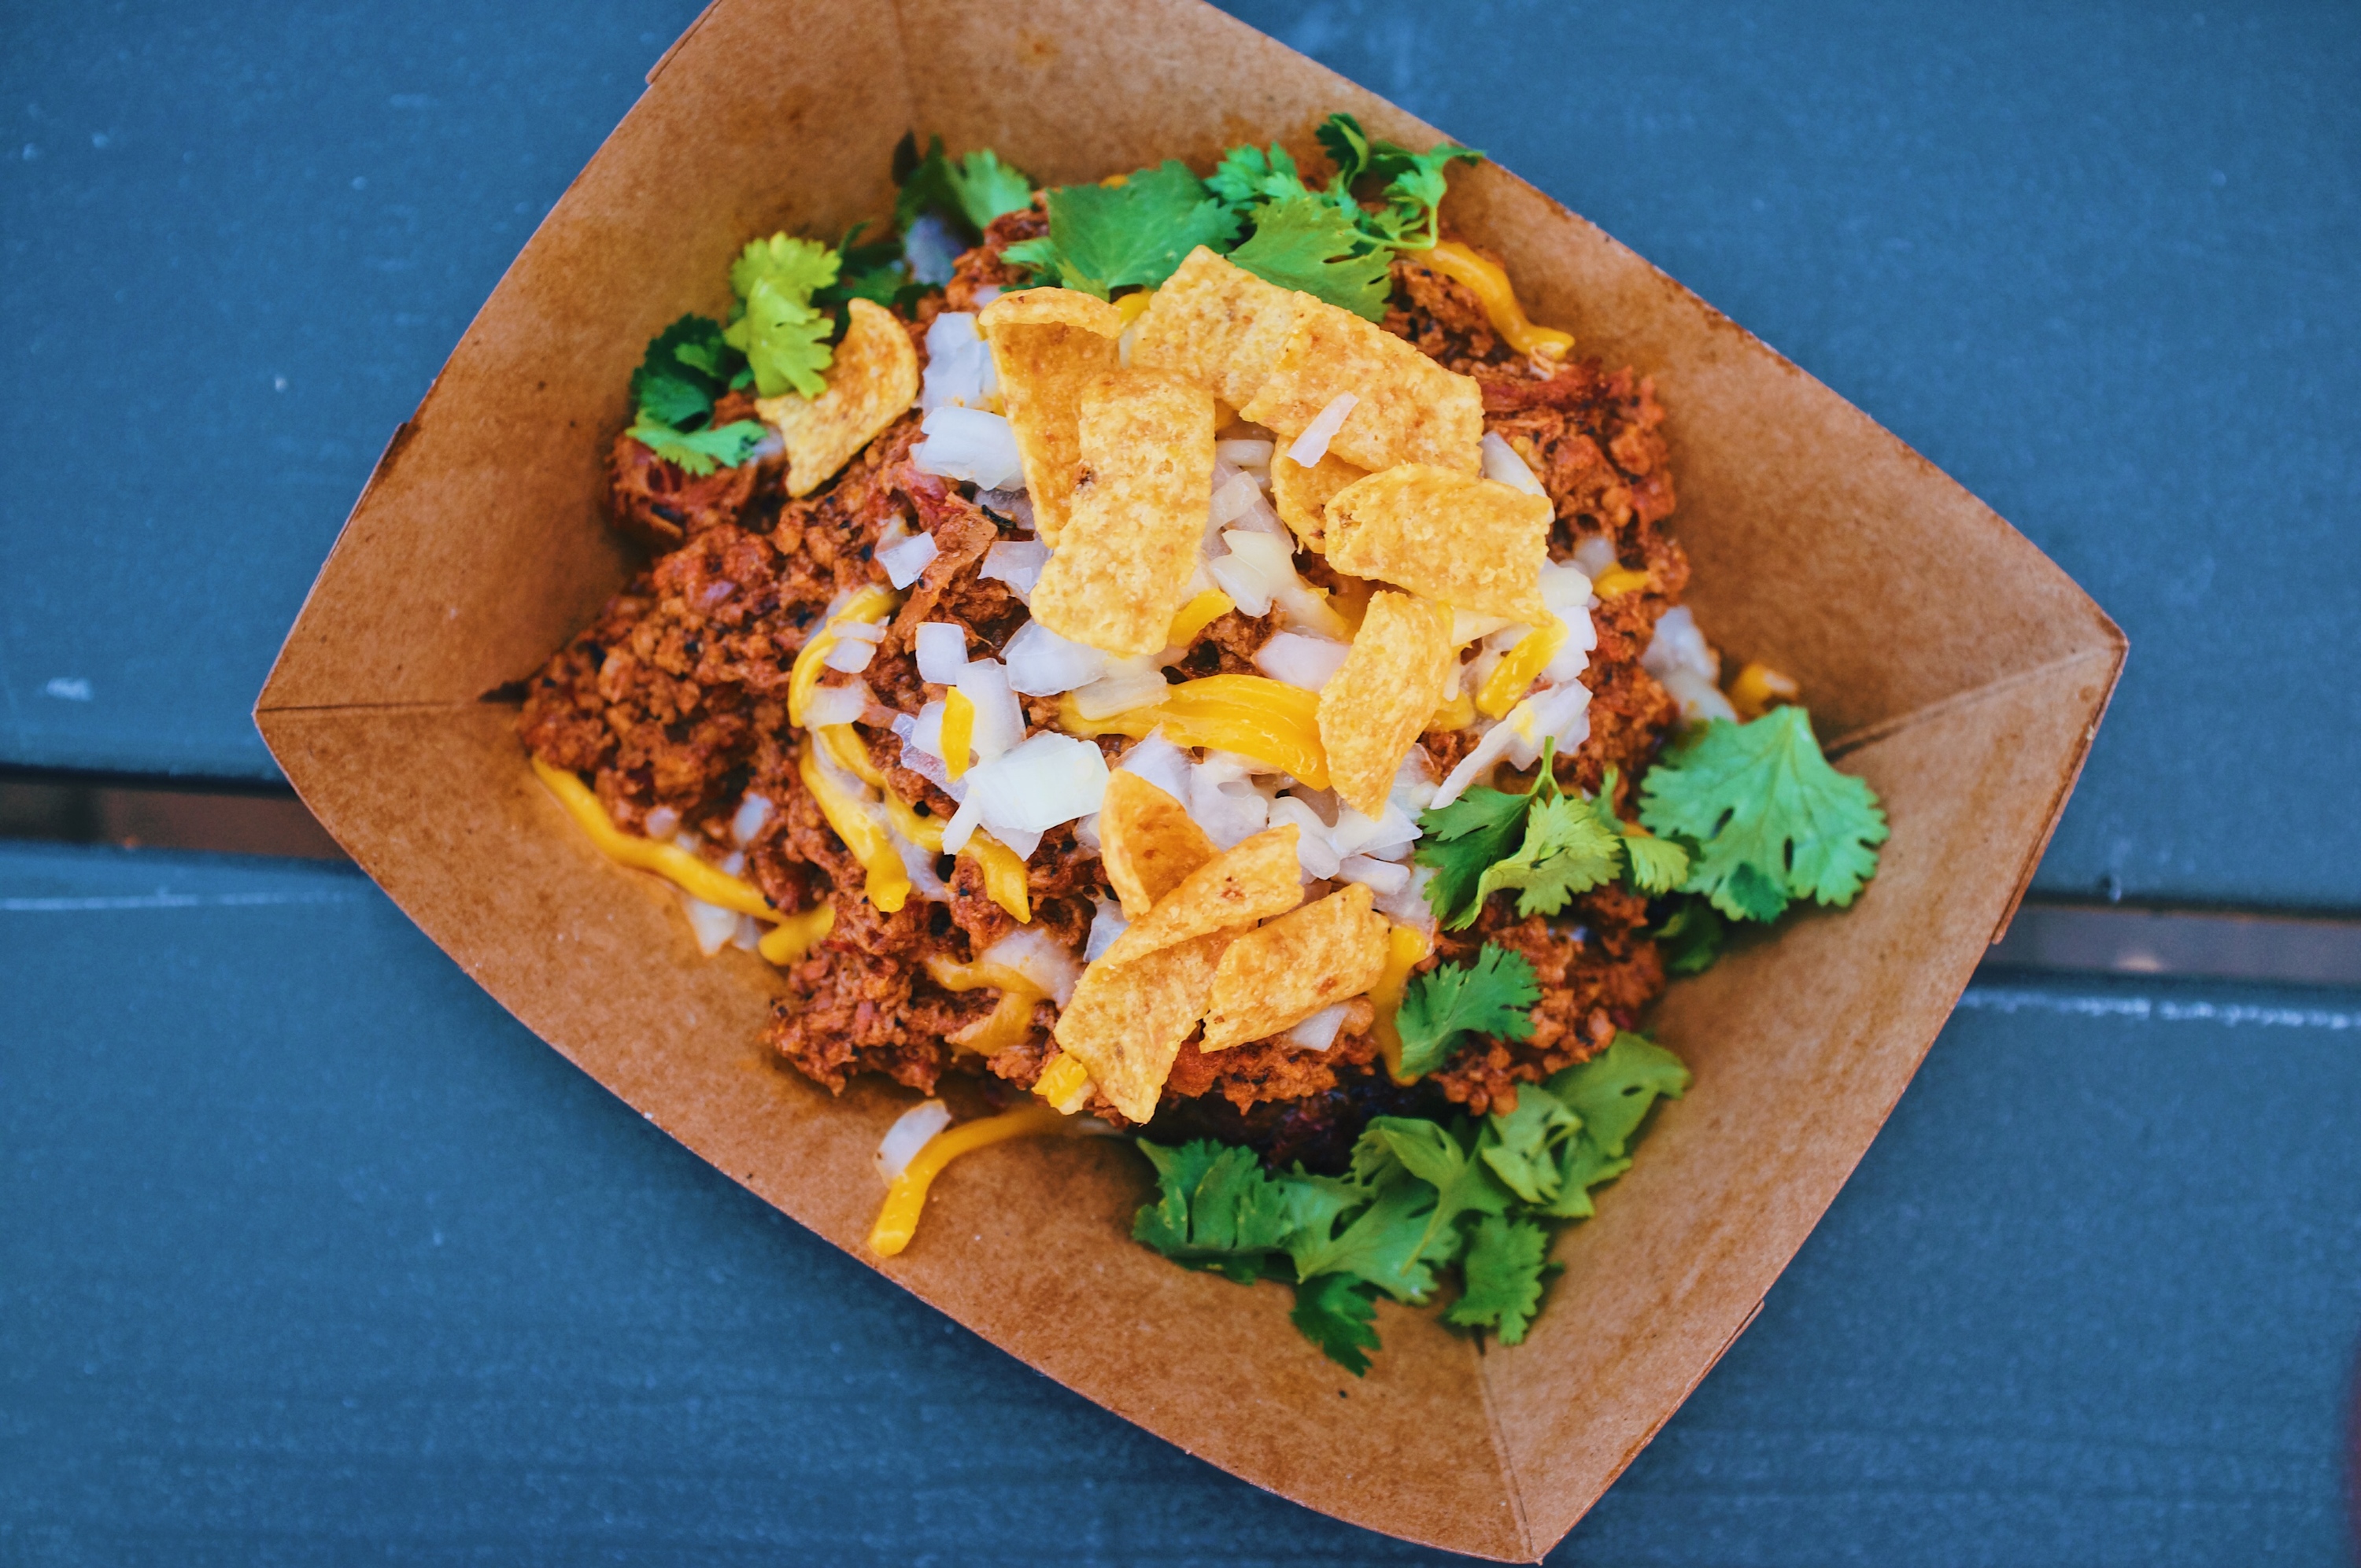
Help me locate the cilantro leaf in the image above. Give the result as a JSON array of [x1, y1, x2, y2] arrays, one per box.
[[1286, 1178, 1437, 1303], [1445, 1215, 1550, 1342], [720, 234, 841, 399], [1528, 1033, 1690, 1219], [1638, 707, 1889, 922], [896, 135, 1036, 238], [1291, 1273, 1382, 1375], [1413, 783, 1533, 929], [626, 419, 770, 478], [1002, 161, 1242, 297], [1396, 944, 1539, 1079], [1314, 113, 1373, 188], [729, 233, 840, 303], [1649, 897, 1726, 976], [630, 314, 737, 429], [1226, 194, 1395, 321], [1206, 141, 1314, 208], [1132, 1138, 1297, 1282], [1347, 1118, 1513, 1297], [1622, 831, 1691, 896], [1367, 142, 1485, 250], [1473, 792, 1623, 919], [1476, 1082, 1580, 1205]]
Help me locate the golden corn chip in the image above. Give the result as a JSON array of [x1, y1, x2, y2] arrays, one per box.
[[1199, 884, 1391, 1051], [756, 298, 921, 500], [1323, 464, 1553, 622], [1052, 929, 1233, 1123], [1099, 771, 1217, 918], [1238, 299, 1483, 474], [1129, 246, 1305, 409], [1269, 448, 1366, 552], [1028, 369, 1216, 656], [979, 289, 1125, 337], [1100, 823, 1302, 966], [1317, 591, 1458, 817], [980, 288, 1122, 544]]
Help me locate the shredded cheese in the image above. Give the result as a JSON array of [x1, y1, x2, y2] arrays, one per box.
[[1420, 241, 1574, 361], [1727, 660, 1801, 720], [758, 903, 836, 964], [925, 954, 1047, 1056], [963, 834, 1033, 923], [1164, 588, 1235, 648], [1059, 673, 1331, 789], [866, 1100, 1073, 1256], [1476, 619, 1568, 719], [788, 585, 898, 726], [1114, 289, 1155, 328], [940, 688, 977, 780], [1591, 566, 1651, 600], [818, 721, 889, 788], [1428, 686, 1476, 732], [1033, 1051, 1094, 1113], [1369, 922, 1435, 1083], [796, 746, 913, 913], [532, 756, 777, 919]]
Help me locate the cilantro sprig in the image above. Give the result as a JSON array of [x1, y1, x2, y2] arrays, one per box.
[[1414, 747, 1684, 930], [623, 315, 769, 477], [894, 133, 1036, 239], [1004, 113, 1482, 320], [1396, 943, 1538, 1079], [1133, 1033, 1689, 1371], [1637, 707, 1888, 923]]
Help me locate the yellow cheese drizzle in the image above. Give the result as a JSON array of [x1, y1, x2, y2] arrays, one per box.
[[939, 688, 976, 781], [532, 755, 837, 965], [1164, 588, 1234, 647], [1369, 923, 1436, 1084], [923, 955, 1048, 1056], [796, 747, 913, 914], [1033, 1052, 1093, 1113], [1591, 566, 1652, 600], [1114, 289, 1156, 328], [1727, 660, 1801, 720], [1476, 619, 1568, 719], [835, 728, 1032, 924], [1421, 241, 1575, 360], [867, 1100, 1073, 1256], [1059, 673, 1330, 789], [788, 585, 898, 727], [1428, 687, 1476, 732]]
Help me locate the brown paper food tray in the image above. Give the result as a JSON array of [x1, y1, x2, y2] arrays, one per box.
[[254, 0, 2124, 1556]]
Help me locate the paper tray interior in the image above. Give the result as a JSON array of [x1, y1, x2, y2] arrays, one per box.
[[257, 0, 2124, 1556]]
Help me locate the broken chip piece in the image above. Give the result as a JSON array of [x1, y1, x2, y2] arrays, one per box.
[[1129, 245, 1306, 410], [979, 287, 1125, 543], [1099, 823, 1303, 966], [1052, 928, 1235, 1123], [1099, 770, 1218, 918], [1269, 448, 1366, 552], [1238, 298, 1483, 475], [1028, 367, 1216, 657], [1317, 590, 1458, 817], [1198, 883, 1391, 1051], [756, 297, 922, 499], [1323, 463, 1553, 622]]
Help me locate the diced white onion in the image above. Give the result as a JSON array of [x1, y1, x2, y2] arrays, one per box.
[[1286, 393, 1358, 467], [1390, 747, 1439, 815], [1267, 795, 1340, 878], [800, 681, 870, 728], [1115, 732, 1194, 802], [891, 712, 967, 802], [731, 914, 763, 951], [942, 731, 1110, 854], [919, 313, 999, 413], [954, 659, 1025, 763], [1002, 618, 1109, 695], [1373, 863, 1438, 930], [1287, 1003, 1351, 1052], [1084, 898, 1130, 961], [1642, 605, 1720, 684], [904, 214, 963, 287], [1329, 799, 1417, 861], [981, 927, 1082, 1006], [894, 828, 950, 901], [876, 1099, 953, 1181], [914, 622, 970, 684], [1071, 657, 1170, 721], [1187, 769, 1271, 850], [879, 530, 940, 588], [1570, 534, 1619, 579], [981, 540, 1049, 601], [822, 636, 877, 673], [720, 850, 746, 876], [1451, 607, 1517, 645], [731, 794, 774, 845], [911, 700, 948, 760], [643, 806, 680, 839], [1480, 431, 1547, 496], [832, 619, 887, 644], [1538, 561, 1594, 614], [1660, 666, 1740, 726], [912, 406, 1024, 489], [676, 890, 740, 957], [974, 489, 1036, 532], [1219, 530, 1348, 637], [1216, 439, 1275, 470], [1204, 551, 1273, 618], [971, 285, 1003, 307], [1503, 681, 1594, 769], [1337, 854, 1411, 896], [1253, 631, 1350, 692], [1072, 811, 1100, 852], [1208, 467, 1262, 528], [1542, 615, 1595, 684]]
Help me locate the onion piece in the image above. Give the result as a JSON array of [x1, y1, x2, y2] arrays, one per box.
[[1071, 657, 1170, 721], [1253, 631, 1350, 692], [974, 489, 1035, 532], [1215, 438, 1275, 470], [800, 681, 870, 728], [1115, 731, 1194, 802], [981, 540, 1048, 601], [731, 794, 774, 846], [942, 731, 1111, 854], [1002, 618, 1108, 695], [914, 622, 970, 684], [1287, 1003, 1351, 1052], [676, 890, 740, 957], [1337, 854, 1411, 896], [1286, 393, 1358, 467], [1084, 898, 1130, 961], [1208, 466, 1262, 528], [1267, 795, 1340, 878], [891, 712, 967, 802], [1570, 534, 1619, 579], [876, 1099, 953, 1182], [981, 927, 1082, 1006], [954, 659, 1025, 764], [643, 806, 680, 839], [1480, 431, 1546, 496], [822, 637, 877, 673], [919, 313, 998, 413], [911, 406, 1024, 489], [878, 530, 940, 589]]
